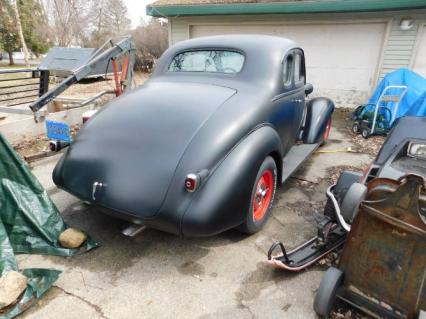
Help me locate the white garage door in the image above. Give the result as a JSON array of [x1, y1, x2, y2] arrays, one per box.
[[413, 25, 426, 78], [190, 23, 386, 106]]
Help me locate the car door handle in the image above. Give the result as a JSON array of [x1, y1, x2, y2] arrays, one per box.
[[292, 99, 302, 103]]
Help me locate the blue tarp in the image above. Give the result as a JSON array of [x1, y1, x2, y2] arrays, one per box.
[[368, 68, 426, 123]]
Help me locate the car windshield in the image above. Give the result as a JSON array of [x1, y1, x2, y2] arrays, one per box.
[[168, 50, 244, 74]]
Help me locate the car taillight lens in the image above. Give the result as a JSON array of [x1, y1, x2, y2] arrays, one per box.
[[185, 174, 200, 192]]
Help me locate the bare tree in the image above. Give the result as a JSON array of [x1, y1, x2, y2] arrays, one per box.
[[42, 0, 91, 46], [88, 0, 131, 47], [12, 0, 30, 66], [132, 19, 168, 59]]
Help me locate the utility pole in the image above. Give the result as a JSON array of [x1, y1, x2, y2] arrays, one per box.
[[12, 0, 30, 67]]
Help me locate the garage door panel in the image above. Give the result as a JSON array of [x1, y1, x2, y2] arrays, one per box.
[[191, 23, 386, 106]]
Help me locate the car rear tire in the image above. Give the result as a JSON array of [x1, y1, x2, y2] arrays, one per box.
[[238, 156, 277, 234], [314, 267, 344, 317]]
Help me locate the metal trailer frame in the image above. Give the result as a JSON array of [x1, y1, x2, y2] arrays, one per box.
[[29, 37, 136, 119], [0, 37, 135, 123]]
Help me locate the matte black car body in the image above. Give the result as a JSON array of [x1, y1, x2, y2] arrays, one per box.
[[53, 35, 334, 236]]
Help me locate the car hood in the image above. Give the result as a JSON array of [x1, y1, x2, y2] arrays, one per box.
[[53, 81, 236, 218]]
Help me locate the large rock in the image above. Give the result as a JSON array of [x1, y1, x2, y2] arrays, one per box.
[[0, 271, 27, 309], [59, 228, 87, 248]]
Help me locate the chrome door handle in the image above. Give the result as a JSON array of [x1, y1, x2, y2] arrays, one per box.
[[292, 99, 302, 103]]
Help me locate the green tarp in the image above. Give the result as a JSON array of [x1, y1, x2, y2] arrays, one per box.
[[0, 134, 98, 318]]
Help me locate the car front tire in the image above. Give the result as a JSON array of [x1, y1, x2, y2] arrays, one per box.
[[238, 156, 277, 234]]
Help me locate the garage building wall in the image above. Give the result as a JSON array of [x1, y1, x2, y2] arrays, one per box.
[[168, 9, 426, 107]]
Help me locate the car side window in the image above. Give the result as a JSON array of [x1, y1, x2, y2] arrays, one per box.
[[294, 51, 306, 87], [282, 53, 293, 89]]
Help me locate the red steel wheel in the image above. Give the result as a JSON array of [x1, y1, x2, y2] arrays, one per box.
[[322, 118, 332, 145], [238, 156, 277, 234], [253, 170, 274, 221]]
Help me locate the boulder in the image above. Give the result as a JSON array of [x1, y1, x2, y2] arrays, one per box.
[[0, 271, 27, 309], [59, 228, 87, 248]]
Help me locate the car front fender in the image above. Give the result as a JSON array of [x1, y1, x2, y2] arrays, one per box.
[[303, 97, 335, 144], [180, 125, 283, 237]]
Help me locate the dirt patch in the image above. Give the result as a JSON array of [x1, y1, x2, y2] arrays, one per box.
[[10, 72, 150, 159], [325, 164, 370, 185], [52, 72, 149, 99], [333, 108, 385, 157], [350, 134, 385, 157], [13, 124, 80, 159], [331, 307, 368, 319]]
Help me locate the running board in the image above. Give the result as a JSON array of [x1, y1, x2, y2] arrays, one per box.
[[281, 143, 319, 183]]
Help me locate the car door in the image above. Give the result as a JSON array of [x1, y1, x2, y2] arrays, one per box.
[[271, 49, 306, 152], [292, 49, 307, 135]]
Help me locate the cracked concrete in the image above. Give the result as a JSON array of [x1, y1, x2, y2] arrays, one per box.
[[17, 110, 374, 319]]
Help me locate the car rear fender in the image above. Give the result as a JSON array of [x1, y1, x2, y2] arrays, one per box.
[[302, 97, 334, 144], [180, 125, 283, 237]]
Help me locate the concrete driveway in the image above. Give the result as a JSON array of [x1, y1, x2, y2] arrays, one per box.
[[19, 111, 373, 319]]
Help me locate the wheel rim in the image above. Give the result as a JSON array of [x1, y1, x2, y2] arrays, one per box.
[[252, 169, 274, 222], [323, 118, 332, 141]]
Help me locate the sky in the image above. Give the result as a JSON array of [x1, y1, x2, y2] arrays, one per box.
[[124, 0, 157, 27]]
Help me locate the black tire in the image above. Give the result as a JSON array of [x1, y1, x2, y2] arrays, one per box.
[[361, 127, 370, 139], [351, 123, 360, 134], [340, 183, 367, 223], [238, 156, 277, 234], [314, 267, 344, 317]]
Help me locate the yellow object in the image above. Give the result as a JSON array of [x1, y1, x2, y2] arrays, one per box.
[[316, 147, 360, 154]]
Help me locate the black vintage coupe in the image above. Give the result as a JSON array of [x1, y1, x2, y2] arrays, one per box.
[[53, 35, 334, 237]]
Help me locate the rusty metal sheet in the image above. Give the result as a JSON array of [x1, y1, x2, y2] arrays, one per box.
[[339, 174, 426, 319]]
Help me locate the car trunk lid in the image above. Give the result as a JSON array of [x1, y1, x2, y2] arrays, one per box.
[[54, 81, 236, 218]]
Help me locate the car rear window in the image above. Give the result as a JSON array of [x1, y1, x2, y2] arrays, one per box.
[[168, 50, 244, 74]]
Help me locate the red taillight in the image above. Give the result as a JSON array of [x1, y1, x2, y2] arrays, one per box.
[[185, 174, 200, 192]]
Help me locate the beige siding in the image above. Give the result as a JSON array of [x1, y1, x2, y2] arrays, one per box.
[[170, 9, 426, 84], [412, 24, 426, 76]]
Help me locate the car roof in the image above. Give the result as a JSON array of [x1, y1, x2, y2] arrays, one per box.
[[171, 34, 297, 53], [152, 34, 300, 88]]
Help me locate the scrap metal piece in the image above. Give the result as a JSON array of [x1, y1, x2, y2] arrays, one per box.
[[336, 174, 426, 319]]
